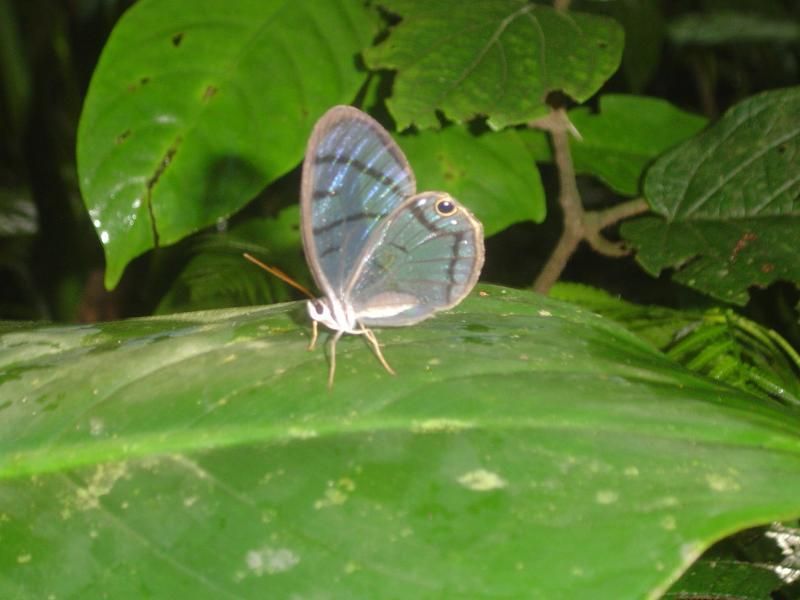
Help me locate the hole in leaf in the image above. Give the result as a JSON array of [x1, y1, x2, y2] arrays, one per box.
[[115, 130, 131, 144], [127, 77, 150, 92], [545, 90, 569, 109], [202, 85, 218, 102], [172, 32, 184, 47]]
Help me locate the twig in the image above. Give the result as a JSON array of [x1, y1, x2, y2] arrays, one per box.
[[530, 109, 651, 293], [584, 198, 649, 256], [531, 109, 583, 292], [593, 198, 650, 229]]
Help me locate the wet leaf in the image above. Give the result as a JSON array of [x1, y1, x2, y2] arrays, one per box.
[[2, 285, 800, 597], [77, 0, 376, 288]]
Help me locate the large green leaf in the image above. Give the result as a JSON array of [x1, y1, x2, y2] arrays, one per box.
[[364, 0, 624, 130], [622, 86, 800, 304], [397, 126, 546, 235], [77, 0, 376, 289], [519, 95, 707, 196], [2, 286, 800, 597], [566, 95, 707, 196]]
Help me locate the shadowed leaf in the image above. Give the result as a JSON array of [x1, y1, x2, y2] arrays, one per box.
[[364, 0, 623, 129], [622, 87, 800, 304], [398, 125, 546, 235]]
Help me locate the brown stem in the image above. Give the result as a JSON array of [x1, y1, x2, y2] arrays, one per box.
[[533, 228, 583, 292], [583, 198, 650, 256], [530, 111, 652, 293], [594, 198, 649, 229], [533, 109, 585, 293]]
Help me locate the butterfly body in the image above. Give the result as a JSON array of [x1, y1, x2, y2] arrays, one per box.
[[306, 296, 358, 334], [300, 106, 485, 386]]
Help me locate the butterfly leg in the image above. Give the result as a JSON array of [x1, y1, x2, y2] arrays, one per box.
[[327, 330, 344, 389], [308, 319, 319, 351], [360, 325, 396, 376]]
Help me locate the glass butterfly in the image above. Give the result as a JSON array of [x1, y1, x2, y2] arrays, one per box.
[[252, 106, 485, 387]]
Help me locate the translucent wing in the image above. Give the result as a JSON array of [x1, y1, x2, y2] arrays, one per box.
[[301, 106, 416, 300], [346, 192, 484, 327]]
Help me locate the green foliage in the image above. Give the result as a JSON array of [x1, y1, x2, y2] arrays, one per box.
[[549, 281, 704, 349], [567, 96, 707, 196], [553, 283, 800, 407], [3, 286, 800, 597], [397, 126, 546, 234], [622, 87, 800, 305], [156, 207, 309, 314], [2, 1, 800, 597], [523, 95, 708, 196], [664, 523, 800, 599], [666, 309, 800, 407], [77, 0, 378, 288], [363, 0, 624, 129]]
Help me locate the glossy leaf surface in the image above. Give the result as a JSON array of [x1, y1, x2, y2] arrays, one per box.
[[2, 286, 800, 597], [77, 0, 376, 288]]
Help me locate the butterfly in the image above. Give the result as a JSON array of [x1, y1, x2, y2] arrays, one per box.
[[251, 106, 485, 387]]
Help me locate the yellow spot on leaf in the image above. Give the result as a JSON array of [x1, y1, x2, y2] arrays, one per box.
[[457, 469, 507, 492]]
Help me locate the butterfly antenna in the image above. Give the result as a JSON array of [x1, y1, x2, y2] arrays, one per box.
[[243, 253, 315, 300]]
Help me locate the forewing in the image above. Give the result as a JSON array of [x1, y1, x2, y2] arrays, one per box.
[[301, 106, 416, 299], [348, 192, 484, 327]]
